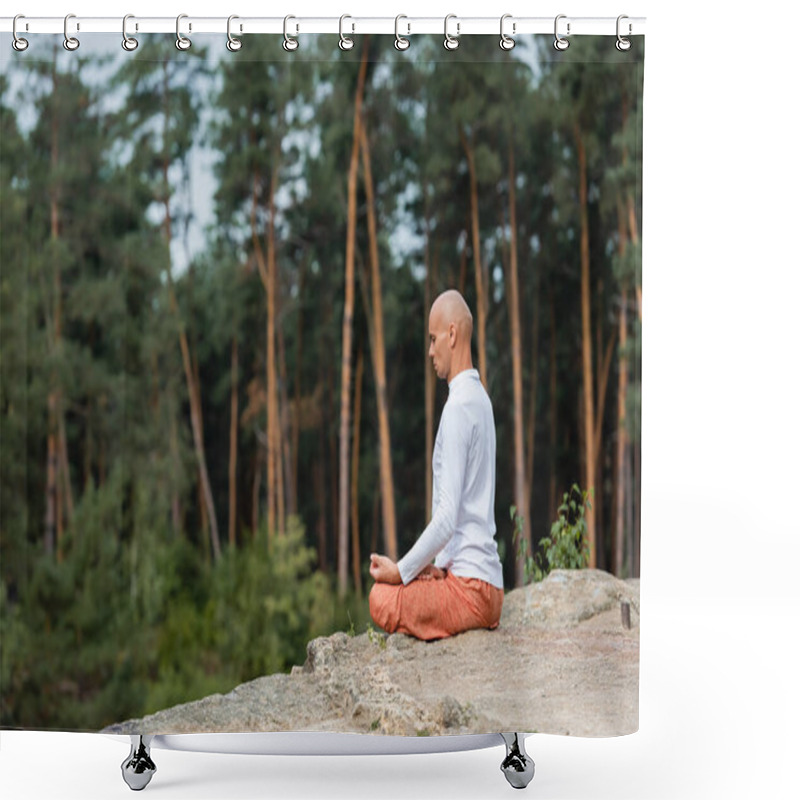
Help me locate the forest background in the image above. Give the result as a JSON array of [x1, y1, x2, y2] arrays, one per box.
[[0, 32, 642, 731]]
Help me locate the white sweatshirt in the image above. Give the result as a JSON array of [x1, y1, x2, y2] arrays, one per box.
[[397, 368, 504, 589]]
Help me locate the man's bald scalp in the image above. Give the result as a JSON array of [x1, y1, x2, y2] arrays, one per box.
[[432, 289, 473, 339]]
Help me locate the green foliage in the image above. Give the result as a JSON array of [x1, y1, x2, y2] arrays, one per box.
[[142, 517, 337, 716], [207, 518, 335, 679], [531, 485, 592, 582], [1, 476, 149, 730], [366, 623, 387, 650], [0, 506, 341, 730]]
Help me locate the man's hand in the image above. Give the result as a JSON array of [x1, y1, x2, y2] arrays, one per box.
[[369, 553, 402, 585], [419, 564, 446, 581]]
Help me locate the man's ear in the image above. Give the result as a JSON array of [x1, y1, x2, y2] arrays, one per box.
[[448, 322, 456, 348]]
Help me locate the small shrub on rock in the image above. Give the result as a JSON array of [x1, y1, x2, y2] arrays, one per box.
[[530, 484, 592, 582]]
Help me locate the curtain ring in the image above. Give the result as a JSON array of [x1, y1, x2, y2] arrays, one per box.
[[12, 15, 29, 52], [63, 13, 80, 51], [394, 15, 410, 51], [227, 15, 242, 51], [283, 16, 299, 51], [339, 14, 354, 51], [553, 14, 570, 51], [499, 14, 515, 51], [443, 14, 460, 51], [616, 15, 632, 51], [122, 14, 138, 51], [176, 14, 191, 50]]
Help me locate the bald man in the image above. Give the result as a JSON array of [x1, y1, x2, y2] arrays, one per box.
[[368, 289, 504, 641]]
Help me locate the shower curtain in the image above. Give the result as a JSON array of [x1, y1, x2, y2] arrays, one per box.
[[1, 26, 643, 740]]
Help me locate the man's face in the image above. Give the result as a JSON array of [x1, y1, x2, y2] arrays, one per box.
[[428, 307, 451, 380]]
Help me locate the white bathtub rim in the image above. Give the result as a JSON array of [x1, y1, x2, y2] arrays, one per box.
[[103, 730, 526, 756]]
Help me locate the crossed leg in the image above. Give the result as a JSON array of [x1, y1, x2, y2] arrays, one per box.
[[369, 570, 503, 641]]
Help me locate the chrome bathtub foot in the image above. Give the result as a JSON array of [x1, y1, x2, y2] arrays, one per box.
[[500, 732, 535, 789], [121, 735, 156, 791]]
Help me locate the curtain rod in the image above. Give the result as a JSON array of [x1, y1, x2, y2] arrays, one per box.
[[1, 15, 646, 38]]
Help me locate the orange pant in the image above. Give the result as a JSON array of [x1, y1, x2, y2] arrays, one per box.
[[369, 569, 504, 641]]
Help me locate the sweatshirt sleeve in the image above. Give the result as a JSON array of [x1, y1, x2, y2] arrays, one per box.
[[397, 403, 471, 585]]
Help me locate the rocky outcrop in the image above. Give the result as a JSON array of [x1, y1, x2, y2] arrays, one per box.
[[104, 569, 639, 738]]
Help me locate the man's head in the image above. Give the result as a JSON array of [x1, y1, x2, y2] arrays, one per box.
[[428, 289, 474, 382]]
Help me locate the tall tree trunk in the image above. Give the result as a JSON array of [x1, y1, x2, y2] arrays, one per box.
[[45, 394, 57, 558], [424, 213, 438, 517], [351, 345, 365, 597], [612, 192, 628, 576], [328, 358, 338, 570], [547, 284, 558, 525], [83, 325, 97, 492], [314, 441, 327, 572], [319, 374, 330, 572], [292, 260, 306, 515], [338, 39, 370, 599], [164, 218, 220, 560], [317, 359, 329, 572], [52, 113, 66, 561], [198, 467, 209, 561], [593, 320, 616, 572], [191, 328, 203, 440], [250, 175, 269, 532], [615, 289, 629, 577], [251, 449, 261, 537], [630, 181, 641, 578], [43, 50, 57, 559], [575, 122, 597, 567], [278, 322, 295, 518], [155, 349, 181, 533], [526, 267, 540, 533], [228, 335, 239, 547], [268, 169, 285, 536], [370, 491, 380, 556], [594, 279, 605, 571], [627, 193, 642, 321], [625, 442, 634, 577], [359, 112, 398, 561], [161, 60, 221, 561], [251, 168, 284, 538], [460, 129, 488, 387], [45, 55, 74, 559], [622, 97, 641, 576], [57, 407, 73, 522], [505, 141, 530, 587], [169, 407, 182, 534], [628, 197, 641, 580]]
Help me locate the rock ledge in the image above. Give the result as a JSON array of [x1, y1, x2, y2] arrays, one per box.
[[104, 569, 639, 738]]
